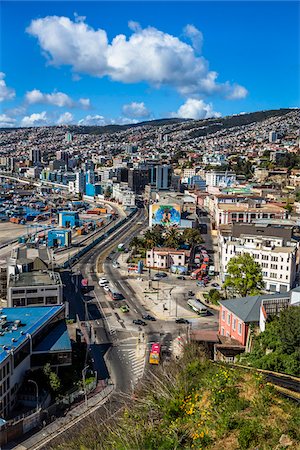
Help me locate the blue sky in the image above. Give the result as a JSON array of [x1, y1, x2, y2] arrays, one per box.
[[0, 1, 299, 127]]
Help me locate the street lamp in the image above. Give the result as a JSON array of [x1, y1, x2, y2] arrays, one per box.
[[82, 365, 89, 407], [28, 379, 39, 411]]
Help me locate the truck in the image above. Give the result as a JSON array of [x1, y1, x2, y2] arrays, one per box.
[[81, 278, 89, 292]]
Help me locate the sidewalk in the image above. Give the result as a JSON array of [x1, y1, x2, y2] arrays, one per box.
[[116, 256, 199, 320], [7, 384, 114, 450]]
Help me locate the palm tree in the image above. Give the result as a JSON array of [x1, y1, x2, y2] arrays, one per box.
[[164, 227, 182, 249]]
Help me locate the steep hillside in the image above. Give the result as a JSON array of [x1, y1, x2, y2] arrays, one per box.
[[51, 345, 300, 450]]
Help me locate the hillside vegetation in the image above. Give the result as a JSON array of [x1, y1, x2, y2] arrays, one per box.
[[52, 346, 300, 450]]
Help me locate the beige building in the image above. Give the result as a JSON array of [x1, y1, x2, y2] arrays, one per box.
[[146, 248, 189, 269]]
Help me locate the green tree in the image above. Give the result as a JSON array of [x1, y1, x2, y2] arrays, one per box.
[[129, 236, 142, 250], [143, 227, 163, 249], [182, 228, 203, 246], [223, 253, 264, 298], [239, 307, 300, 376], [164, 227, 182, 248], [206, 288, 222, 305], [284, 202, 293, 214], [43, 363, 61, 392]]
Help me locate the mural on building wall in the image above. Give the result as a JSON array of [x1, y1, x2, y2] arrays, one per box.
[[151, 204, 181, 226]]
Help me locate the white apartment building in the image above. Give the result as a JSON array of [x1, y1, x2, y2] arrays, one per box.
[[205, 170, 236, 188], [112, 183, 136, 207], [146, 248, 189, 269], [211, 202, 287, 228], [219, 223, 299, 293]]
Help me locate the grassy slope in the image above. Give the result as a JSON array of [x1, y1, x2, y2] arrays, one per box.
[[52, 345, 300, 450]]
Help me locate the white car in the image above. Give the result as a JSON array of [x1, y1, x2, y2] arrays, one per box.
[[103, 285, 111, 292], [112, 262, 120, 269], [99, 278, 108, 287]]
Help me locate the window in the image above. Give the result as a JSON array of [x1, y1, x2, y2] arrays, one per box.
[[233, 318, 236, 331], [271, 256, 278, 262], [270, 273, 277, 279], [221, 327, 225, 336], [227, 313, 231, 326], [238, 322, 242, 335], [222, 310, 226, 321], [271, 264, 278, 269], [262, 262, 268, 268], [46, 296, 57, 304], [262, 255, 269, 261], [263, 271, 268, 276], [26, 289, 37, 294]]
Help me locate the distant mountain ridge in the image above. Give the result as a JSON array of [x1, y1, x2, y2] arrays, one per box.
[[0, 108, 297, 135]]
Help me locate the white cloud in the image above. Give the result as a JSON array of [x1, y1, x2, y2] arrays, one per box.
[[25, 89, 91, 108], [183, 24, 203, 53], [0, 114, 17, 128], [20, 111, 49, 127], [0, 72, 15, 102], [26, 17, 248, 99], [78, 98, 91, 109], [78, 114, 107, 126], [122, 101, 150, 118], [172, 98, 221, 120], [57, 111, 74, 124], [226, 84, 248, 100]]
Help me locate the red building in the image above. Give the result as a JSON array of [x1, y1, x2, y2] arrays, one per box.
[[219, 296, 262, 346]]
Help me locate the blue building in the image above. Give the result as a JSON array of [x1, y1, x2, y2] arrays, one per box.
[[0, 304, 71, 418], [85, 183, 103, 197], [47, 229, 72, 247], [58, 211, 80, 228]]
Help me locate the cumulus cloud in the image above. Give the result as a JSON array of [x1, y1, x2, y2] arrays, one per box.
[[26, 17, 247, 99], [183, 24, 203, 53], [25, 89, 91, 108], [0, 72, 15, 102], [172, 98, 221, 120], [57, 111, 74, 124], [78, 114, 107, 126], [20, 111, 49, 127], [226, 84, 248, 100], [122, 101, 150, 118], [78, 114, 138, 126], [0, 114, 17, 128]]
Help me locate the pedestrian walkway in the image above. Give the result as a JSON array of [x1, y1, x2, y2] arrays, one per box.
[[5, 384, 114, 450]]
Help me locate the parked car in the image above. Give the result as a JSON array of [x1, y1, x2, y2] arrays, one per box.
[[99, 278, 109, 287], [111, 292, 125, 301], [177, 276, 186, 280], [112, 261, 120, 269], [175, 318, 190, 324], [211, 283, 221, 289], [103, 285, 110, 292], [120, 305, 129, 313], [133, 319, 147, 326], [188, 291, 195, 296], [154, 272, 168, 278], [142, 314, 156, 321]]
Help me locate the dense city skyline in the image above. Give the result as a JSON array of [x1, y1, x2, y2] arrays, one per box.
[[0, 1, 299, 128]]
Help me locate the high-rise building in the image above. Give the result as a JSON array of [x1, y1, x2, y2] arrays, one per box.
[[65, 132, 73, 143], [149, 164, 172, 190], [269, 131, 277, 143], [29, 148, 41, 165], [75, 170, 85, 194], [128, 168, 149, 194]]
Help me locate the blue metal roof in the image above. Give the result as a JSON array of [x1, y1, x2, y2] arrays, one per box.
[[0, 305, 65, 364], [34, 320, 71, 353]]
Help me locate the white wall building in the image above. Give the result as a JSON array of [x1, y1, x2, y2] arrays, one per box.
[[219, 223, 299, 293], [112, 183, 136, 207], [205, 170, 236, 188]]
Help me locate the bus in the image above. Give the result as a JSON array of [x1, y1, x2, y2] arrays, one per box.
[[149, 342, 161, 365], [187, 299, 208, 316], [191, 268, 202, 280]]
